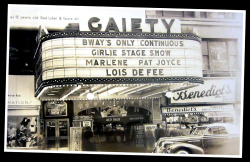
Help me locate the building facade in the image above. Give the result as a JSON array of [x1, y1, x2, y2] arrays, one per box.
[[145, 10, 243, 135], [6, 6, 244, 154]]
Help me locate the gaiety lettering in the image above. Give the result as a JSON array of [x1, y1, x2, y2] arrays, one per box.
[[173, 84, 232, 101], [88, 17, 175, 33]]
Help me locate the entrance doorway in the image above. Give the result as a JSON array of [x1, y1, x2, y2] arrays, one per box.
[[45, 119, 69, 151]]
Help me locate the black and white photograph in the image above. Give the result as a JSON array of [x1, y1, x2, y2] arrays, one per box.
[[5, 4, 245, 158]]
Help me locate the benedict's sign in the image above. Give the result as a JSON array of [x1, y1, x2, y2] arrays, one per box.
[[80, 17, 181, 33], [162, 105, 234, 114], [171, 78, 236, 104]]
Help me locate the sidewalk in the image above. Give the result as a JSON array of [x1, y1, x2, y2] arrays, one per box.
[[96, 141, 148, 153]]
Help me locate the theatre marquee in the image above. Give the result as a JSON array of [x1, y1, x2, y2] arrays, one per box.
[[34, 18, 204, 98]]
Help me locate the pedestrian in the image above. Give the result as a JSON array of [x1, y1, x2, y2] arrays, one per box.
[[189, 125, 195, 134], [154, 123, 165, 142], [131, 127, 136, 146], [82, 126, 96, 151]]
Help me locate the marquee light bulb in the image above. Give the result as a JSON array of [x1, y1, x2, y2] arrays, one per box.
[[165, 91, 173, 98], [87, 93, 95, 100]]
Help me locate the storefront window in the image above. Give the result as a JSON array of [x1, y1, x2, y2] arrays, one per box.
[[7, 116, 38, 148], [45, 101, 67, 117]]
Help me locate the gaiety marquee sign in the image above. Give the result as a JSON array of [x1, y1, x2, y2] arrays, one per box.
[[38, 17, 203, 84], [81, 17, 181, 33]]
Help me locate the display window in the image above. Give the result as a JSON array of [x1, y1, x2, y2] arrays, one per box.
[[7, 116, 38, 148], [45, 101, 67, 117]]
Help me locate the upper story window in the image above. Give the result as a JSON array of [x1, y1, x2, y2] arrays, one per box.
[[202, 39, 238, 72], [206, 12, 236, 19], [146, 10, 238, 20], [147, 11, 195, 18]]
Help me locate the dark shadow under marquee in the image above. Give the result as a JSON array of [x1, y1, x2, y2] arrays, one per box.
[[34, 76, 204, 97]]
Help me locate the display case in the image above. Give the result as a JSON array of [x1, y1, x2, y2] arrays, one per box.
[[72, 116, 93, 131]]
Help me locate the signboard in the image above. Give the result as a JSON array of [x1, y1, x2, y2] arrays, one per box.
[[80, 17, 181, 33], [8, 5, 181, 33], [171, 78, 235, 104], [208, 41, 229, 70], [8, 5, 145, 30], [144, 124, 157, 138], [70, 127, 83, 151], [162, 105, 234, 114], [44, 101, 67, 117], [8, 75, 41, 106], [41, 37, 202, 81]]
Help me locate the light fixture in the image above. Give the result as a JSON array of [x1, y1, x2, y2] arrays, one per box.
[[87, 92, 95, 100], [50, 90, 59, 93], [86, 87, 95, 100], [46, 93, 56, 96], [165, 91, 173, 98], [36, 87, 48, 98], [60, 85, 81, 100]]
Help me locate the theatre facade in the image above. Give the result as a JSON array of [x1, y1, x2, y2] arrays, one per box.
[[6, 6, 244, 153]]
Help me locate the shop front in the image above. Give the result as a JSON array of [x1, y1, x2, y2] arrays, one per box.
[[162, 77, 237, 136], [41, 99, 157, 151], [41, 100, 74, 151], [6, 75, 41, 149], [73, 99, 153, 146], [33, 16, 204, 151]]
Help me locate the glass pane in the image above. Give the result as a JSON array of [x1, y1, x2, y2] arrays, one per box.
[[47, 140, 56, 148], [207, 12, 226, 19], [73, 121, 81, 127], [229, 55, 237, 70], [59, 139, 68, 147], [64, 68, 77, 77], [202, 56, 209, 70], [45, 101, 67, 117], [184, 11, 195, 18], [59, 121, 68, 136], [227, 40, 238, 56], [59, 121, 68, 148], [47, 121, 56, 137], [202, 41, 208, 55], [46, 121, 56, 148], [200, 12, 207, 18], [208, 41, 229, 70], [54, 69, 65, 78], [64, 58, 77, 66], [52, 49, 64, 58], [53, 58, 64, 68], [163, 11, 184, 17], [218, 127, 228, 134]]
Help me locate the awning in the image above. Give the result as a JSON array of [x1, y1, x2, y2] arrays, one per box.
[[36, 82, 201, 101]]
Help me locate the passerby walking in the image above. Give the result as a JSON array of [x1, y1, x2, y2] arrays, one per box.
[[154, 123, 165, 142], [82, 127, 96, 151], [189, 125, 195, 134]]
